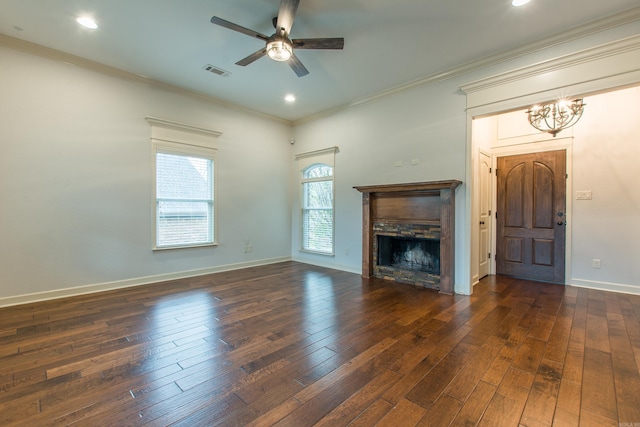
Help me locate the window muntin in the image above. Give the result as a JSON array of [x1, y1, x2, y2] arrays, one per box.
[[301, 163, 334, 254], [154, 148, 215, 249]]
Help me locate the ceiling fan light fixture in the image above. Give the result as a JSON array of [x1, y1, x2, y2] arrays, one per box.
[[267, 39, 292, 62]]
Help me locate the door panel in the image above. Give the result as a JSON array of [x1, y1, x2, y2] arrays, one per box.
[[504, 163, 525, 228], [496, 150, 566, 283], [533, 162, 554, 229], [478, 152, 491, 279]]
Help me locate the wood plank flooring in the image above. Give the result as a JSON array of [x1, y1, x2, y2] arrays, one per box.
[[1, 261, 639, 426]]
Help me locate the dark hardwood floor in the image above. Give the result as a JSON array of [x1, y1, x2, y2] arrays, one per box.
[[1, 261, 639, 426]]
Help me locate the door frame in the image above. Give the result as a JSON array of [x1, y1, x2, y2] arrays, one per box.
[[489, 138, 574, 285]]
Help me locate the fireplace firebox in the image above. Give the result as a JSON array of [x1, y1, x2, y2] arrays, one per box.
[[354, 180, 461, 294], [377, 236, 440, 274]]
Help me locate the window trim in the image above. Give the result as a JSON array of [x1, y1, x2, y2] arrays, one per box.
[[145, 116, 222, 251], [151, 140, 218, 251], [296, 147, 338, 256], [301, 164, 334, 255]]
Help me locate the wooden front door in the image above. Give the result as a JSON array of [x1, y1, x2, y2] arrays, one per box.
[[496, 150, 566, 283]]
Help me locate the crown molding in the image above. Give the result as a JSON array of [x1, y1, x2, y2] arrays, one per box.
[[2, 5, 639, 127], [460, 34, 640, 95], [293, 6, 640, 126], [0, 34, 292, 126]]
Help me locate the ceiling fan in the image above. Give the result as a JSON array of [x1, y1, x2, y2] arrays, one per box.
[[210, 0, 344, 77]]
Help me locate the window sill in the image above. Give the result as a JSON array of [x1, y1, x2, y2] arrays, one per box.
[[300, 249, 334, 257], [153, 242, 218, 252]]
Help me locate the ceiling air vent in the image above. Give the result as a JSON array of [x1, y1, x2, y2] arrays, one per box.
[[203, 64, 230, 77]]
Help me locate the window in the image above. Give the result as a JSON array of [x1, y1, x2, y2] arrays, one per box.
[[302, 164, 334, 253], [296, 147, 337, 255], [155, 149, 215, 248], [146, 117, 221, 250]]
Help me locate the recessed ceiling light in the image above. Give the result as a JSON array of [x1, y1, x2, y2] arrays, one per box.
[[512, 0, 530, 6], [76, 16, 98, 29], [284, 94, 296, 103]]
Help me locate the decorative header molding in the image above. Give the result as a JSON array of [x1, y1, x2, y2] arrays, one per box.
[[146, 116, 222, 149], [294, 146, 339, 161], [460, 34, 640, 115], [145, 116, 222, 138]]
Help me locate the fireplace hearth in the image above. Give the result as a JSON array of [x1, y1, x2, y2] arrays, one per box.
[[354, 180, 461, 294]]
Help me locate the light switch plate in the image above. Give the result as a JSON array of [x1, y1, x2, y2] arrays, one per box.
[[576, 190, 592, 200]]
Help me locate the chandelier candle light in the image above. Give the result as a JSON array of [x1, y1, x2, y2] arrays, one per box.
[[526, 99, 585, 137]]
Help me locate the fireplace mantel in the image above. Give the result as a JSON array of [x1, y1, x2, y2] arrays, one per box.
[[354, 180, 461, 294]]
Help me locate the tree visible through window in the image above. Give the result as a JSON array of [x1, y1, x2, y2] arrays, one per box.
[[302, 163, 333, 254], [155, 151, 214, 248]]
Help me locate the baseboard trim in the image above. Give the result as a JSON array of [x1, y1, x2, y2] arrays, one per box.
[[472, 274, 480, 288], [570, 278, 640, 296], [0, 256, 292, 308]]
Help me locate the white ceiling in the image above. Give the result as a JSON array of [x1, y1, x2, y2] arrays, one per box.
[[1, 0, 638, 122]]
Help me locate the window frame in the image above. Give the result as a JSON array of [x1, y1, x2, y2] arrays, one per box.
[[300, 163, 335, 255], [152, 140, 218, 251], [296, 147, 338, 256]]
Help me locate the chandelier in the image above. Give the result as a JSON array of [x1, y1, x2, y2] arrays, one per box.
[[526, 99, 585, 137]]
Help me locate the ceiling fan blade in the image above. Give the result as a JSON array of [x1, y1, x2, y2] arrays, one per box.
[[275, 0, 300, 35], [287, 53, 309, 77], [292, 38, 344, 50], [236, 48, 268, 66], [210, 16, 269, 42]]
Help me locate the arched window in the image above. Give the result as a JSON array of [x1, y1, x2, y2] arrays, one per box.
[[301, 163, 334, 254]]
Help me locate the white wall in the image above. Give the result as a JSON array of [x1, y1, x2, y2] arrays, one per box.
[[0, 46, 293, 305], [571, 87, 640, 293], [292, 80, 469, 290]]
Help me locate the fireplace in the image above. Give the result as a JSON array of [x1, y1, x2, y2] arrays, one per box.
[[354, 180, 461, 294]]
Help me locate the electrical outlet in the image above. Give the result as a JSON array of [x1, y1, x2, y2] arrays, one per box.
[[394, 161, 402, 167], [592, 259, 601, 269], [411, 158, 420, 165]]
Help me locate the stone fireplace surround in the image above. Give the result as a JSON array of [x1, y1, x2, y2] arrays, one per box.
[[373, 223, 441, 289], [354, 180, 462, 295]]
